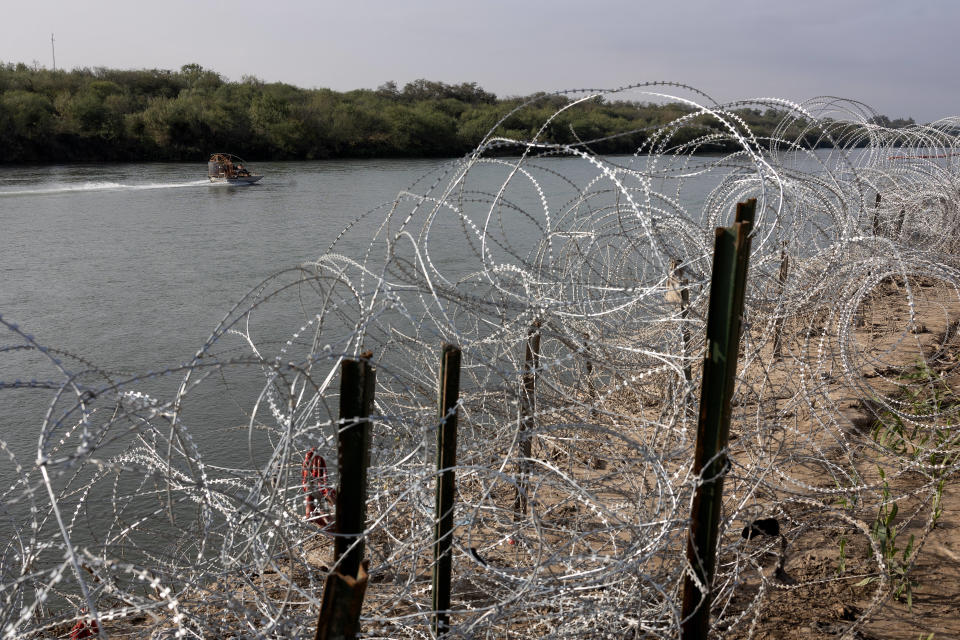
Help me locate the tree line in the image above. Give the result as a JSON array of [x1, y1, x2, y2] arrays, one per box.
[[0, 62, 916, 164]]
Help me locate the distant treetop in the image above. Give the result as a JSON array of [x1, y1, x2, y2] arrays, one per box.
[[0, 62, 919, 164]]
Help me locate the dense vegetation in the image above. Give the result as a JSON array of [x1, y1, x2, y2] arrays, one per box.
[[0, 62, 917, 163]]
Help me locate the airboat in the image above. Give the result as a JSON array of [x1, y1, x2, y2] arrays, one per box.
[[207, 153, 263, 184]]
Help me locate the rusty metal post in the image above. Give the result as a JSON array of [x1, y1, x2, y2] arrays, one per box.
[[333, 353, 375, 577], [670, 259, 692, 385], [582, 331, 598, 416], [515, 320, 541, 516], [432, 344, 461, 637], [772, 249, 789, 359], [681, 277, 691, 383], [315, 562, 369, 640], [667, 259, 692, 406], [315, 352, 375, 640], [872, 192, 881, 236], [680, 199, 756, 640]]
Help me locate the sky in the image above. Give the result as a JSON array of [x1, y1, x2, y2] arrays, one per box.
[[1, 0, 957, 123]]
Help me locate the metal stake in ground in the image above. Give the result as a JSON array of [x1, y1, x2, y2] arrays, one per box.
[[667, 258, 693, 390], [772, 249, 789, 359], [681, 199, 756, 640], [872, 192, 881, 236], [433, 344, 461, 637], [515, 320, 541, 516], [334, 352, 375, 576], [315, 352, 376, 640]]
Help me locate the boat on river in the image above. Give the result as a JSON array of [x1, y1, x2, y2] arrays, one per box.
[[207, 153, 263, 184]]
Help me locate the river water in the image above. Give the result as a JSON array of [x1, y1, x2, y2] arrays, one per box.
[[2, 153, 782, 554], [0, 160, 454, 458], [0, 151, 873, 621], [4, 149, 871, 497], [0, 160, 450, 372], [0, 156, 734, 459]]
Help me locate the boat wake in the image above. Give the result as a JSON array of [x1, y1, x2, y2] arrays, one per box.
[[0, 179, 211, 196]]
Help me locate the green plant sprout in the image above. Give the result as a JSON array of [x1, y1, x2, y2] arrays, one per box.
[[855, 467, 918, 608], [871, 362, 960, 468]]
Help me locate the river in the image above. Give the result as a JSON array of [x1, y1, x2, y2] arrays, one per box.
[[0, 150, 882, 625], [0, 160, 459, 459], [1, 156, 736, 459]]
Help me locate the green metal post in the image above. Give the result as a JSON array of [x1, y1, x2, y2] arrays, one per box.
[[432, 344, 461, 637], [680, 199, 756, 640]]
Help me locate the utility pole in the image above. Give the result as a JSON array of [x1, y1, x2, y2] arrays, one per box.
[[51, 33, 56, 71]]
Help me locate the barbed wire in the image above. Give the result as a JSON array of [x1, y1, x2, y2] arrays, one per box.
[[3, 85, 960, 639]]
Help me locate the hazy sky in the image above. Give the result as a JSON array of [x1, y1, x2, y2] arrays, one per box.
[[2, 0, 956, 123]]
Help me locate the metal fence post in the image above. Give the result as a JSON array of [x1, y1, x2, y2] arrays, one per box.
[[680, 199, 756, 640], [315, 352, 376, 640], [772, 249, 789, 359], [432, 344, 461, 637], [515, 320, 541, 516], [668, 258, 693, 385]]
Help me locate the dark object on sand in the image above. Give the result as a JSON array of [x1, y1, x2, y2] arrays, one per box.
[[742, 517, 780, 539]]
